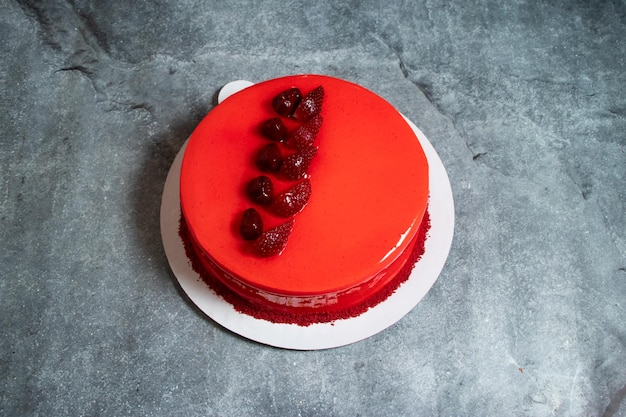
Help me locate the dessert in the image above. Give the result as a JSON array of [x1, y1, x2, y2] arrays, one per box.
[[179, 75, 430, 325]]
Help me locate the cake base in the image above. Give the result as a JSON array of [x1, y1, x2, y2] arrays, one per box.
[[159, 81, 454, 350]]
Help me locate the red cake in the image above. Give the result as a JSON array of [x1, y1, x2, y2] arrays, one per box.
[[179, 75, 430, 325]]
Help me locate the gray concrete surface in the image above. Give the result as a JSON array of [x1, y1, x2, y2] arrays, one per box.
[[1, 0, 625, 416]]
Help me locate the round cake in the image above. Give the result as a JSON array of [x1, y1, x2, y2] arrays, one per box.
[[179, 74, 429, 325]]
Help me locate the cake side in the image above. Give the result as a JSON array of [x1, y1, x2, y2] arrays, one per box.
[[178, 208, 431, 325]]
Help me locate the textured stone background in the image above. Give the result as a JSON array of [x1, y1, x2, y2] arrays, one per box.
[[1, 0, 625, 416]]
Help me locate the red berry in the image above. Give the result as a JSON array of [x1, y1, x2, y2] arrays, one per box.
[[246, 175, 274, 205], [255, 143, 282, 172], [260, 117, 288, 142], [287, 114, 323, 150], [304, 113, 323, 134], [270, 179, 312, 217], [294, 86, 324, 121], [272, 88, 302, 117], [239, 208, 263, 240], [280, 146, 318, 180], [253, 219, 294, 257]]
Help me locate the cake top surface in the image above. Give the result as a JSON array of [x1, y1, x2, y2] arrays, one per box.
[[180, 74, 428, 295]]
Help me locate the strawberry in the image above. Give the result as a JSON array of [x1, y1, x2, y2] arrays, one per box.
[[260, 117, 287, 142], [294, 86, 324, 121], [246, 175, 274, 205], [272, 88, 302, 117], [253, 219, 295, 257], [287, 114, 323, 150], [270, 179, 312, 217], [280, 146, 318, 180], [303, 113, 323, 134], [255, 143, 283, 172], [239, 208, 263, 240]]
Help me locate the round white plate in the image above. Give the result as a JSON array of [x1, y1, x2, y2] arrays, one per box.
[[160, 81, 455, 350]]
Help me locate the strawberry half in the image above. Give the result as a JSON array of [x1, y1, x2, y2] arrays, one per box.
[[260, 117, 288, 142], [302, 113, 323, 134], [272, 88, 302, 117], [294, 86, 324, 121], [239, 208, 263, 240], [287, 114, 323, 150], [270, 179, 312, 217], [255, 143, 283, 172], [280, 146, 318, 180], [253, 219, 294, 257]]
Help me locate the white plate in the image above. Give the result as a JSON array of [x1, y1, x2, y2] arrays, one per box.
[[160, 81, 455, 350]]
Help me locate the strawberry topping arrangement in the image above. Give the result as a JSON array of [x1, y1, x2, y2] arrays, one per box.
[[239, 85, 325, 256]]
